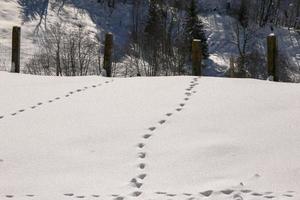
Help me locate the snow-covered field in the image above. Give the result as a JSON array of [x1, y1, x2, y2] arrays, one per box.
[[0, 71, 299, 200]]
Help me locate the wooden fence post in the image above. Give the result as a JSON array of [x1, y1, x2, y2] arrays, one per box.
[[229, 56, 235, 78], [11, 26, 21, 73], [103, 33, 113, 77], [192, 39, 202, 76], [267, 34, 278, 81]]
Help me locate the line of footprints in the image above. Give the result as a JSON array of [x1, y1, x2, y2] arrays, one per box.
[[0, 77, 297, 199], [130, 77, 200, 198], [0, 81, 112, 121]]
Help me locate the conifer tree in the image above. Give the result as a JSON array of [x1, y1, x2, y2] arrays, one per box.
[[143, 0, 164, 75], [184, 0, 209, 59]]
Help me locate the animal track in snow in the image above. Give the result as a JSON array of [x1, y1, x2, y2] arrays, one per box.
[[283, 194, 294, 197], [200, 190, 213, 197], [137, 143, 145, 148], [179, 103, 185, 107], [148, 127, 156, 131], [166, 193, 176, 197], [64, 193, 74, 196], [138, 152, 146, 159], [176, 108, 182, 112], [92, 194, 100, 198], [26, 194, 35, 197], [0, 116, 4, 119], [138, 173, 147, 179], [76, 195, 85, 198], [166, 113, 173, 117], [143, 134, 152, 139], [138, 163, 146, 169], [159, 120, 166, 124], [252, 192, 263, 196], [221, 189, 234, 195], [19, 109, 25, 112], [155, 192, 167, 195], [241, 189, 252, 193], [131, 191, 142, 197], [5, 195, 14, 198], [11, 113, 17, 116], [114, 197, 124, 200], [264, 195, 275, 199]]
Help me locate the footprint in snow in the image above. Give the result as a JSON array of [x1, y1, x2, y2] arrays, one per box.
[[19, 109, 25, 112], [65, 94, 70, 97], [166, 113, 173, 117], [251, 192, 263, 196], [138, 173, 147, 179], [5, 195, 14, 198], [221, 189, 234, 195], [48, 100, 53, 103], [166, 193, 177, 197], [187, 197, 195, 200], [200, 190, 213, 197], [64, 193, 74, 196], [180, 103, 185, 107], [11, 113, 17, 116], [184, 98, 189, 101], [138, 163, 146, 169], [143, 134, 152, 139], [148, 127, 156, 131], [26, 194, 34, 197], [76, 89, 82, 92], [55, 97, 60, 100], [233, 194, 243, 200], [31, 106, 36, 109], [155, 192, 166, 195], [114, 197, 124, 200], [183, 193, 192, 196], [37, 102, 43, 105], [264, 196, 275, 199], [137, 143, 145, 148], [159, 120, 166, 124], [131, 191, 142, 197], [91, 195, 100, 198], [241, 189, 252, 193], [283, 194, 294, 197], [138, 152, 146, 159], [76, 195, 85, 198], [176, 108, 182, 112], [0, 116, 4, 119]]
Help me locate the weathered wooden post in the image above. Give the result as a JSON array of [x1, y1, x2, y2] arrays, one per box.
[[192, 39, 202, 76], [229, 56, 235, 78], [11, 26, 21, 73], [103, 32, 113, 77], [267, 34, 278, 81]]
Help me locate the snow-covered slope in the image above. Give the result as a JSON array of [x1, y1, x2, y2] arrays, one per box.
[[0, 0, 97, 71], [0, 71, 299, 200]]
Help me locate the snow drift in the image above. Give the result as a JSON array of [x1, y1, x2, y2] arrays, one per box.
[[0, 72, 299, 200]]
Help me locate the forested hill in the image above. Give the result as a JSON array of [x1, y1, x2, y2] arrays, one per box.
[[0, 0, 299, 81]]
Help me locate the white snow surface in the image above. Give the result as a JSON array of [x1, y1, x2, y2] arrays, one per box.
[[0, 72, 300, 200]]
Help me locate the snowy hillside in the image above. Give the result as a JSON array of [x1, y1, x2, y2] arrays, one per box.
[[0, 0, 299, 79], [0, 71, 300, 200]]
